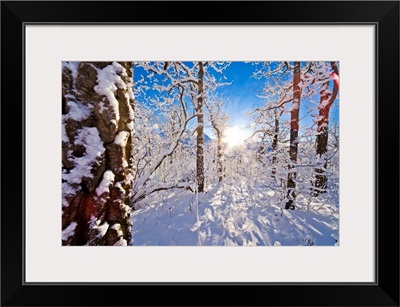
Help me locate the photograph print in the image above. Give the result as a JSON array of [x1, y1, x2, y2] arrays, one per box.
[[62, 61, 339, 246]]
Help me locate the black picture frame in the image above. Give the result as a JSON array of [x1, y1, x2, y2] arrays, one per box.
[[1, 1, 399, 306]]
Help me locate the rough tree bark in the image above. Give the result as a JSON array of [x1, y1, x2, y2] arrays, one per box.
[[216, 129, 223, 182], [314, 62, 339, 195], [62, 61, 135, 246], [285, 61, 301, 210], [205, 95, 226, 183], [196, 62, 205, 192], [271, 107, 284, 178], [256, 132, 266, 166]]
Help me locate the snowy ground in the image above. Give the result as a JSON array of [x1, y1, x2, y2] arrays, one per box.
[[131, 176, 339, 246]]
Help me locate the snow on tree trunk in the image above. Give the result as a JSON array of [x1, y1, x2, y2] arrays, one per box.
[[62, 61, 135, 246], [314, 82, 330, 194], [285, 61, 301, 210], [271, 108, 281, 178], [314, 62, 339, 195], [196, 62, 205, 192], [205, 94, 228, 184], [217, 131, 223, 182]]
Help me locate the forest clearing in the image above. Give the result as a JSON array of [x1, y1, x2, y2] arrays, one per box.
[[62, 61, 339, 246]]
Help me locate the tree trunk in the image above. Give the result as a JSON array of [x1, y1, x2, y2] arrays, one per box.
[[314, 82, 330, 194], [285, 61, 301, 210], [271, 108, 280, 178], [217, 130, 223, 182], [314, 62, 339, 195], [62, 61, 135, 246], [196, 62, 205, 192], [256, 133, 266, 166]]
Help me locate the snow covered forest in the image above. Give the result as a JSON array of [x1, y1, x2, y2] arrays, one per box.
[[62, 61, 339, 246]]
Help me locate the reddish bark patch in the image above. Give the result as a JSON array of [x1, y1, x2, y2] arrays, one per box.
[[80, 193, 97, 221], [106, 187, 124, 223], [332, 72, 339, 88], [72, 191, 101, 245]]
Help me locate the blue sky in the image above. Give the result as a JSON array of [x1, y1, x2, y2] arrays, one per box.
[[216, 62, 339, 130], [215, 62, 265, 127], [134, 62, 339, 141]]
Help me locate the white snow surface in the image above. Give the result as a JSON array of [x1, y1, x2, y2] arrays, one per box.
[[62, 61, 79, 81], [66, 101, 91, 121], [62, 120, 68, 143], [63, 127, 105, 185], [88, 217, 109, 241], [110, 223, 124, 237], [94, 62, 128, 123], [96, 170, 115, 196], [114, 131, 130, 147], [131, 177, 339, 246], [62, 222, 77, 241]]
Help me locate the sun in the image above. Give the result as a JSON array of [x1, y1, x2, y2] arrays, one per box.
[[222, 126, 249, 148]]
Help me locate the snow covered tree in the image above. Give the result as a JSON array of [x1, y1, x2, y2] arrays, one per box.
[[314, 62, 339, 194], [251, 62, 295, 196], [62, 61, 135, 246], [205, 94, 229, 182], [285, 61, 301, 209], [251, 62, 292, 160], [251, 61, 339, 209], [132, 61, 229, 199], [250, 102, 285, 177], [169, 62, 230, 192], [196, 62, 205, 192], [184, 62, 230, 191], [270, 107, 285, 177], [130, 62, 198, 206]]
